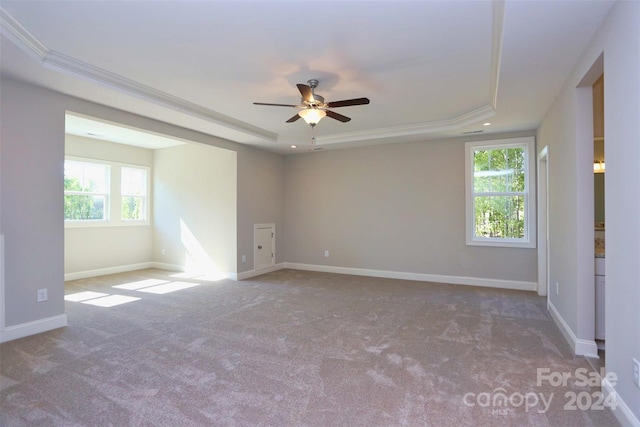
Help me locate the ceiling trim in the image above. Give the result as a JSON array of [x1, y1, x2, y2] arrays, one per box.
[[0, 7, 277, 143], [1, 4, 505, 146], [0, 7, 48, 59], [315, 104, 496, 145]]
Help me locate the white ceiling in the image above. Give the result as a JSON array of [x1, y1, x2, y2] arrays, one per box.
[[65, 113, 186, 150], [0, 1, 614, 154]]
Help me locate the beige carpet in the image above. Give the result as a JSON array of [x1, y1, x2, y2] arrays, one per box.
[[1, 268, 619, 426]]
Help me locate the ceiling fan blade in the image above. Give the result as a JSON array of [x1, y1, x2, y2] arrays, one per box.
[[297, 84, 315, 103], [326, 110, 351, 122], [326, 97, 370, 108], [286, 114, 301, 123], [253, 102, 298, 107]]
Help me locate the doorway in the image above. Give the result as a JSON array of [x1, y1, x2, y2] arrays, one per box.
[[593, 74, 606, 355], [571, 54, 603, 358]]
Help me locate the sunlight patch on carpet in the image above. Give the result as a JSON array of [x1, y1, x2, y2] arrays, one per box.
[[136, 281, 200, 294], [81, 295, 141, 307], [113, 279, 170, 290], [65, 291, 109, 302]]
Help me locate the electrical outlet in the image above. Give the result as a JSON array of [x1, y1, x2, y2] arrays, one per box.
[[555, 282, 559, 296], [242, 254, 246, 263], [37, 288, 48, 302], [324, 250, 329, 257], [161, 249, 165, 256], [633, 358, 640, 388]]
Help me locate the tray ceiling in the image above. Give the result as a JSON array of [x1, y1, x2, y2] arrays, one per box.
[[0, 1, 614, 153]]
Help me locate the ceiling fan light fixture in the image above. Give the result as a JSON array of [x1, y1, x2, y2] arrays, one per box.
[[298, 108, 326, 125]]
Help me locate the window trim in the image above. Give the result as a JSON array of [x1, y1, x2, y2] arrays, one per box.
[[64, 156, 150, 228], [64, 158, 111, 225], [465, 136, 536, 248], [120, 166, 150, 224]]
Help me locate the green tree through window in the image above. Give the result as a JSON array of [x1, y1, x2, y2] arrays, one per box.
[[465, 137, 535, 248], [121, 167, 147, 220], [64, 161, 109, 221], [473, 147, 525, 238]]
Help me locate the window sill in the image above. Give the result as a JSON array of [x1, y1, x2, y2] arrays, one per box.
[[466, 239, 535, 249], [65, 221, 150, 229]]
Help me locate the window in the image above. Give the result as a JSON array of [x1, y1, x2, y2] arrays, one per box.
[[64, 157, 150, 226], [465, 137, 536, 248], [121, 167, 147, 221], [64, 160, 109, 221]]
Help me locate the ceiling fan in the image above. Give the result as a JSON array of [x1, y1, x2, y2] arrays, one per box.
[[253, 79, 370, 127]]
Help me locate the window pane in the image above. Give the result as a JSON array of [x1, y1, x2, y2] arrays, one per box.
[[122, 196, 145, 220], [121, 168, 146, 196], [474, 195, 525, 239], [473, 147, 525, 192], [64, 163, 84, 190], [64, 195, 105, 220], [83, 164, 108, 192], [64, 161, 108, 193]]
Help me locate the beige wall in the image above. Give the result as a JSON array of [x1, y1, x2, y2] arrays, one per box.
[[236, 146, 284, 272], [0, 77, 284, 336], [594, 173, 605, 223], [153, 143, 237, 275], [1, 79, 66, 327], [538, 0, 640, 419], [284, 133, 537, 283], [64, 135, 153, 276]]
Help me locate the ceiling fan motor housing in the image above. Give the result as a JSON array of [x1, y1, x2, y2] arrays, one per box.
[[305, 94, 324, 107]]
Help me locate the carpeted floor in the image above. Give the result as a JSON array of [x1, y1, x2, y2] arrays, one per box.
[[0, 268, 619, 426]]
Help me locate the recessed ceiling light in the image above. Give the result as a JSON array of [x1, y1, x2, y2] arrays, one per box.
[[291, 145, 297, 149], [483, 122, 491, 126]]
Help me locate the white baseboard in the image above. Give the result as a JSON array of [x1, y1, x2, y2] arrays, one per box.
[[602, 377, 640, 427], [283, 263, 537, 291], [66, 261, 261, 282], [65, 262, 155, 281], [235, 263, 285, 281], [64, 261, 537, 290], [0, 314, 67, 343], [149, 262, 186, 273], [548, 300, 598, 357]]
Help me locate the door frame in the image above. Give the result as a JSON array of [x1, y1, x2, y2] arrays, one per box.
[[537, 146, 550, 301]]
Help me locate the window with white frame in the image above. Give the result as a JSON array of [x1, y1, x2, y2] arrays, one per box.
[[465, 136, 536, 248], [121, 167, 147, 221], [64, 160, 110, 221], [64, 157, 150, 226]]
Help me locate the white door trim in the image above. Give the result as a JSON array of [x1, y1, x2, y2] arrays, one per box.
[[537, 146, 550, 300]]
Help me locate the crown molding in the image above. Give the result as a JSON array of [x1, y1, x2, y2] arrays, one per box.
[[1, 5, 503, 147], [0, 7, 277, 143], [314, 104, 496, 145], [0, 7, 48, 60]]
